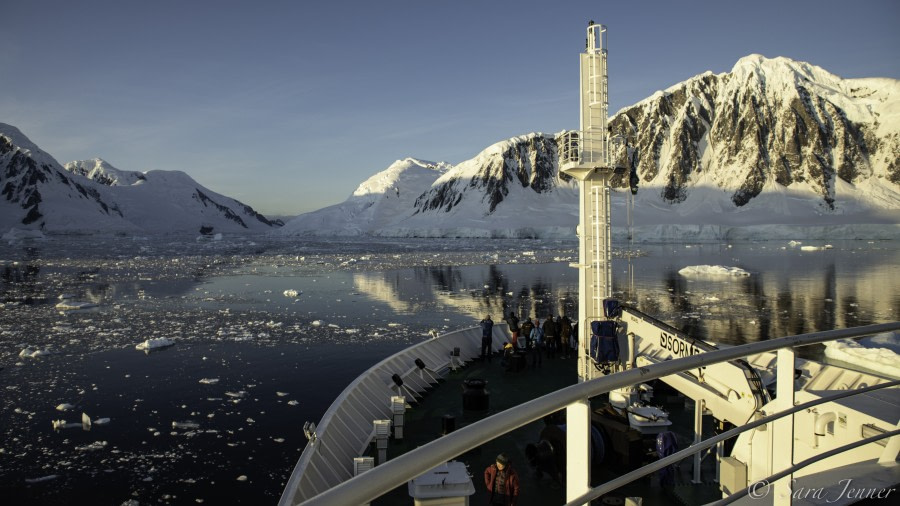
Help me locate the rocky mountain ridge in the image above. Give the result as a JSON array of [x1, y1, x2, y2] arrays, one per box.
[[281, 54, 899, 238]]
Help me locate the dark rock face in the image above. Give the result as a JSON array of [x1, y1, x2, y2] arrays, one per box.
[[607, 58, 897, 209], [1, 136, 119, 228], [414, 133, 567, 215]]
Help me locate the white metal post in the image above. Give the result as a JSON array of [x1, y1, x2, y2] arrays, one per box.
[[878, 421, 900, 463], [693, 399, 705, 484], [772, 348, 795, 505], [566, 399, 592, 504]]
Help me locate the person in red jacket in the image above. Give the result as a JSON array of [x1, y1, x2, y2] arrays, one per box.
[[484, 453, 520, 505]]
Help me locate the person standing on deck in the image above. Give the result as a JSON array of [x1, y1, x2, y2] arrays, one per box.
[[543, 315, 558, 359], [505, 312, 520, 349], [530, 319, 544, 368], [484, 453, 520, 506], [480, 315, 494, 363], [559, 315, 572, 359], [520, 316, 535, 363]]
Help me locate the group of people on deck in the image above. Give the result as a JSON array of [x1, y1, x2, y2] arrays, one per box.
[[480, 312, 577, 368]]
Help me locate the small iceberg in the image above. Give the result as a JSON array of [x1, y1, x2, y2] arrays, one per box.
[[198, 378, 220, 385], [678, 265, 750, 278], [135, 338, 175, 352], [56, 403, 75, 411], [19, 347, 52, 358], [24, 474, 58, 484], [283, 289, 301, 298], [55, 301, 99, 311], [172, 421, 201, 429], [824, 332, 900, 379]]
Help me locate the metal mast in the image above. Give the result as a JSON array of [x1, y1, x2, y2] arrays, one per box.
[[561, 21, 612, 504], [561, 21, 612, 383]]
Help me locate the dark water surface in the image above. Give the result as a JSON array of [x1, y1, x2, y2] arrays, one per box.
[[1, 236, 897, 504]]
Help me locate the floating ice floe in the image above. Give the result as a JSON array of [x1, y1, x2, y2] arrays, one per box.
[[800, 245, 833, 251], [19, 347, 52, 358], [823, 332, 900, 379], [678, 265, 750, 278], [225, 391, 247, 398], [55, 403, 75, 411], [283, 289, 301, 298], [135, 338, 175, 351], [51, 418, 89, 431], [311, 320, 323, 326], [172, 421, 201, 429], [24, 474, 58, 484], [55, 301, 99, 311], [275, 392, 289, 397], [75, 441, 107, 451], [198, 378, 220, 385]]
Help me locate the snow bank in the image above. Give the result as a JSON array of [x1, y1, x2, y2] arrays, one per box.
[[823, 332, 900, 379], [678, 265, 750, 278]]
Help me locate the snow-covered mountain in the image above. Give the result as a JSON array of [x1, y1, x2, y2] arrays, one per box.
[[1, 123, 276, 234], [279, 55, 900, 239], [62, 158, 276, 233], [278, 158, 451, 236]]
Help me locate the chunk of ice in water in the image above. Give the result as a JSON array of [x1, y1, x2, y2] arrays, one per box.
[[135, 338, 175, 351], [56, 403, 75, 411]]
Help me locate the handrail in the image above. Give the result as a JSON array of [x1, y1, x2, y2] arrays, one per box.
[[280, 323, 510, 505], [708, 429, 900, 506], [298, 321, 900, 505], [564, 378, 900, 506]]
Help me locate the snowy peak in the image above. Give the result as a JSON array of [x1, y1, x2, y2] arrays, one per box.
[[65, 158, 146, 186], [611, 54, 900, 211], [416, 133, 569, 214], [281, 55, 898, 239], [278, 132, 580, 237], [1, 124, 276, 234], [352, 157, 449, 198], [1, 124, 129, 231]]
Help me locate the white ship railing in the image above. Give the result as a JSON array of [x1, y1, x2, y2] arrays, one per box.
[[279, 323, 511, 506], [295, 321, 900, 506], [566, 377, 900, 506]]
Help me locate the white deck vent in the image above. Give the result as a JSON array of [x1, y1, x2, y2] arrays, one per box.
[[450, 347, 461, 372], [374, 419, 391, 464], [353, 457, 375, 506], [391, 396, 406, 440], [353, 456, 375, 475]]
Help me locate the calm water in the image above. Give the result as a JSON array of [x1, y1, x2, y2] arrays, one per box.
[[0, 236, 897, 504]]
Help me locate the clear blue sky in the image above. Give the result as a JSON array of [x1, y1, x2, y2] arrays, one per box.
[[3, 0, 898, 217]]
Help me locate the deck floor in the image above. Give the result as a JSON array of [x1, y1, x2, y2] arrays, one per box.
[[368, 349, 719, 505]]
